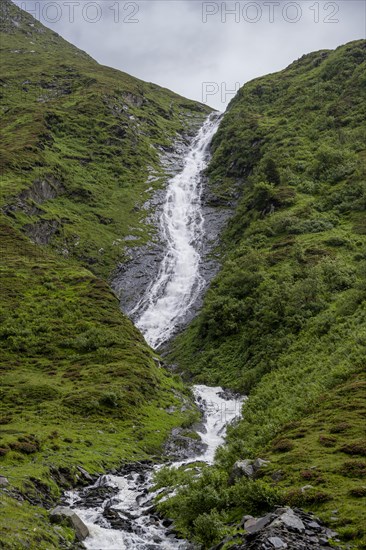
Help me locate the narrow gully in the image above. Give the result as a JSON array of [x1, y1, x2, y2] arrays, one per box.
[[132, 113, 222, 349], [65, 114, 244, 549]]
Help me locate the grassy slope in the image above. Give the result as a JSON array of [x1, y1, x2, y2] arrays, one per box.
[[167, 40, 366, 547], [0, 1, 208, 547], [0, 0, 210, 278]]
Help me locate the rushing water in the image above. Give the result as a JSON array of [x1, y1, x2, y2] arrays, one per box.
[[68, 386, 244, 549], [132, 113, 221, 349], [65, 115, 244, 549]]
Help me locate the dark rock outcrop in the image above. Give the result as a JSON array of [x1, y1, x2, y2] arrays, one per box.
[[23, 219, 60, 245], [0, 476, 9, 487], [212, 507, 341, 550], [2, 176, 65, 217], [163, 427, 207, 460]]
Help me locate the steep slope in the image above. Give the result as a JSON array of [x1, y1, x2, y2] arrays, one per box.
[[0, 0, 210, 278], [0, 1, 208, 547], [166, 40, 366, 547]]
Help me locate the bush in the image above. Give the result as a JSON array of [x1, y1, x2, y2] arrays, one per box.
[[285, 487, 332, 507], [9, 441, 38, 454], [340, 440, 366, 456], [310, 145, 356, 184], [300, 470, 315, 480], [228, 478, 283, 515], [319, 435, 337, 447], [338, 526, 365, 541], [273, 439, 294, 452], [264, 158, 281, 185], [330, 422, 351, 433], [349, 486, 366, 498], [251, 181, 276, 212], [193, 510, 227, 547], [340, 461, 366, 478], [200, 296, 245, 338]]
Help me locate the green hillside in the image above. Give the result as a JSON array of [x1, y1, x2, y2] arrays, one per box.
[[0, 1, 208, 547], [166, 40, 366, 547], [0, 0, 210, 278]]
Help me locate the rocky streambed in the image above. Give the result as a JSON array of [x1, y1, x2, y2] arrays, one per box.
[[51, 385, 244, 549]]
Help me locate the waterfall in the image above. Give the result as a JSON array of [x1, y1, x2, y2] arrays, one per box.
[[64, 115, 245, 550], [132, 113, 221, 349]]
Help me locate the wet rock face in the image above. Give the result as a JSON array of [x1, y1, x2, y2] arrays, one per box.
[[112, 119, 235, 347], [214, 507, 341, 550], [75, 476, 120, 508], [184, 189, 234, 325], [64, 461, 195, 549], [111, 135, 190, 318], [163, 427, 207, 460]]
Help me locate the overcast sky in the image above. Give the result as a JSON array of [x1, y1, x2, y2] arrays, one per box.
[[15, 0, 366, 109]]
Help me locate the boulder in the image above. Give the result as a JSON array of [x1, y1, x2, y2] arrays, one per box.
[[245, 513, 275, 534], [253, 458, 270, 472], [230, 457, 270, 484], [307, 520, 322, 531], [50, 506, 89, 541], [268, 537, 288, 548], [221, 506, 341, 549], [243, 517, 258, 530], [271, 470, 285, 481], [77, 466, 94, 483], [0, 476, 9, 487], [301, 484, 314, 492], [230, 459, 254, 481], [274, 508, 305, 532]]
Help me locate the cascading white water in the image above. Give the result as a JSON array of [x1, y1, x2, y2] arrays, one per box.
[[67, 386, 244, 550], [64, 116, 245, 550], [132, 113, 221, 349]]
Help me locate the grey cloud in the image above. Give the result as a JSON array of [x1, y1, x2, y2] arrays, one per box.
[[14, 1, 365, 109]]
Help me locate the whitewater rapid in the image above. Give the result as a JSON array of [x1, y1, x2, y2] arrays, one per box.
[[67, 386, 244, 550], [64, 115, 245, 549], [132, 113, 221, 349]]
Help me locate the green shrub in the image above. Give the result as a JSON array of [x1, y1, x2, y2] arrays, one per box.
[[348, 486, 366, 498], [330, 422, 351, 433], [285, 487, 332, 507], [340, 461, 366, 478], [319, 435, 337, 447], [310, 145, 356, 184], [263, 158, 281, 186], [273, 439, 294, 452], [193, 510, 227, 547], [340, 440, 366, 457], [338, 526, 365, 541], [227, 478, 283, 515], [9, 441, 38, 455]]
